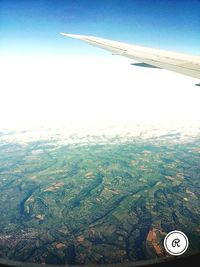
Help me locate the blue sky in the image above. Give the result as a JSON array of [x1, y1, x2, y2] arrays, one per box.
[[1, 0, 200, 56], [1, 0, 200, 130]]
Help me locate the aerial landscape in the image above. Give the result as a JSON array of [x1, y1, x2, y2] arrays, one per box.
[[1, 0, 200, 265], [0, 125, 200, 265]]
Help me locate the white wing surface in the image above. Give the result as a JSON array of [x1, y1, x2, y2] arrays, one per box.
[[61, 33, 200, 79]]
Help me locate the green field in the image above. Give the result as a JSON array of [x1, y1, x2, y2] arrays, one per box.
[[0, 130, 200, 265]]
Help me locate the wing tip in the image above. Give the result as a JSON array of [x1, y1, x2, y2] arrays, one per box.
[[60, 33, 87, 40]]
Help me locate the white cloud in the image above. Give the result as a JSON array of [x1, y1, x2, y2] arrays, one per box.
[[0, 55, 200, 130]]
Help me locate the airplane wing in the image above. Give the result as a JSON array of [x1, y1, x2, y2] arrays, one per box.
[[60, 33, 200, 79]]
